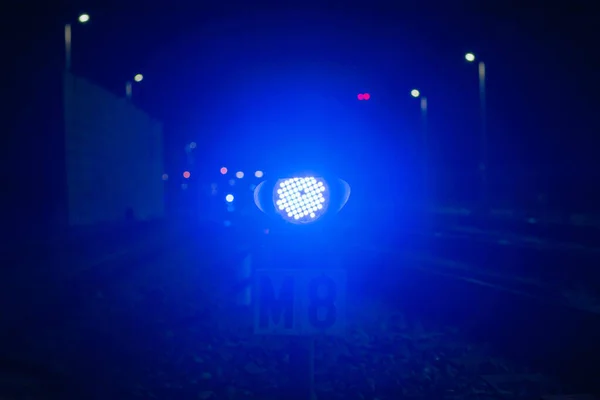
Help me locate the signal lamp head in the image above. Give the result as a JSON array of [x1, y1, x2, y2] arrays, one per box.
[[253, 175, 350, 225]]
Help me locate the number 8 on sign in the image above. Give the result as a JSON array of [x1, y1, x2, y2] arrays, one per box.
[[308, 275, 337, 329]]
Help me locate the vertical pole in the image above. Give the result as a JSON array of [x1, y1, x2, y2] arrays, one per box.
[[478, 61, 487, 207], [421, 97, 429, 204], [289, 336, 315, 400], [125, 81, 132, 100], [236, 253, 252, 306], [64, 24, 72, 71]]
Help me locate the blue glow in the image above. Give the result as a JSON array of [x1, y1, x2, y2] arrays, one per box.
[[274, 176, 328, 224], [225, 194, 234, 202]]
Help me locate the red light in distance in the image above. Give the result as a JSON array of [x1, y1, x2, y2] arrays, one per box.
[[357, 93, 371, 100], [183, 171, 191, 179]]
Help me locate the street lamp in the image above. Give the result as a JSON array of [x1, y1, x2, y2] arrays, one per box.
[[64, 13, 90, 71], [410, 89, 429, 198], [465, 52, 487, 204], [125, 74, 144, 100]]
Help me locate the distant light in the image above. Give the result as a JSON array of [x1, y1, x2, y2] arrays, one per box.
[[236, 171, 244, 179], [78, 13, 90, 23], [224, 220, 232, 227], [181, 183, 188, 190], [465, 53, 475, 62], [220, 167, 228, 175], [228, 179, 235, 186], [210, 183, 218, 195], [183, 171, 191, 179], [255, 170, 264, 178], [190, 142, 197, 149], [227, 205, 235, 213], [161, 173, 168, 181], [134, 74, 143, 83], [410, 89, 420, 98], [225, 194, 234, 203], [357, 93, 370, 101]]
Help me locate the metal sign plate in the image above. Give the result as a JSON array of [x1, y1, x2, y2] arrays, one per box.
[[254, 269, 346, 335]]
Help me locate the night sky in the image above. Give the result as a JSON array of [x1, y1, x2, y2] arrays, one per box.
[[5, 3, 600, 225]]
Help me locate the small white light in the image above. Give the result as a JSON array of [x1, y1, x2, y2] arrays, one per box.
[[236, 171, 244, 179], [255, 170, 264, 178], [225, 194, 234, 202]]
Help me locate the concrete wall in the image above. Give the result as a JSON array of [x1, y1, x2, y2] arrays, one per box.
[[63, 73, 164, 227]]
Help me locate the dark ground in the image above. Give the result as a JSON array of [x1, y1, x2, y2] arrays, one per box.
[[0, 219, 599, 399]]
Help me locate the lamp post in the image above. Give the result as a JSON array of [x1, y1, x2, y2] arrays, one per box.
[[64, 13, 90, 71], [411, 89, 429, 202], [125, 73, 143, 100], [465, 52, 487, 205]]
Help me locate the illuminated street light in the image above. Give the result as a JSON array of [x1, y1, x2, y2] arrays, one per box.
[[410, 89, 429, 199], [409, 89, 427, 114], [64, 13, 91, 71], [464, 52, 487, 203], [126, 74, 143, 100]]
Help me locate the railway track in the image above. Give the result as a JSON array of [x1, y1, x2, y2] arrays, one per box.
[[1, 219, 598, 398]]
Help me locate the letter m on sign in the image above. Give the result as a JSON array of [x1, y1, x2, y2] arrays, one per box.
[[254, 270, 298, 335]]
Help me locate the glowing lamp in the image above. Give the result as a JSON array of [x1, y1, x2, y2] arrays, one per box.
[[253, 175, 350, 225]]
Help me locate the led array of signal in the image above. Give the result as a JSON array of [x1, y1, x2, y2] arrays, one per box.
[[276, 177, 327, 222]]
